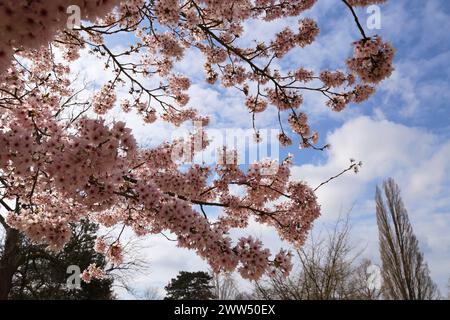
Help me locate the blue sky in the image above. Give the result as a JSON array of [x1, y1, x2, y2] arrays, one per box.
[[69, 0, 450, 297], [289, 0, 450, 294]]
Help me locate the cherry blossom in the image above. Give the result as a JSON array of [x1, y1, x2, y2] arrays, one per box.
[[81, 263, 106, 283], [0, 0, 394, 281]]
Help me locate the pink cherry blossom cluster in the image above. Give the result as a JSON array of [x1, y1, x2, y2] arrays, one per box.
[[0, 0, 395, 281], [297, 18, 320, 48], [347, 0, 387, 6], [81, 263, 106, 283], [93, 82, 117, 115], [154, 0, 180, 26], [236, 237, 271, 280], [278, 133, 293, 147], [320, 71, 350, 88], [53, 0, 393, 134], [168, 75, 191, 107], [293, 68, 314, 82], [0, 0, 122, 72], [347, 36, 395, 84], [325, 83, 376, 112], [271, 249, 293, 277], [107, 243, 124, 266], [0, 104, 314, 278], [271, 181, 321, 246], [6, 207, 72, 252], [288, 112, 310, 137], [245, 96, 269, 113]]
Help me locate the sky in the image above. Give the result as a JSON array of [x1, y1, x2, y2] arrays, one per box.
[[68, 0, 450, 298]]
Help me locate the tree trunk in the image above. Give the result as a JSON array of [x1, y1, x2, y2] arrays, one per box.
[[0, 226, 22, 300]]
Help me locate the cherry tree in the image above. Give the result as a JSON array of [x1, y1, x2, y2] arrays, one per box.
[[0, 0, 394, 289]]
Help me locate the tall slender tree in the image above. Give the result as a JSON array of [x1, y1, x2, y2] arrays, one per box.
[[211, 271, 240, 300], [375, 178, 439, 300]]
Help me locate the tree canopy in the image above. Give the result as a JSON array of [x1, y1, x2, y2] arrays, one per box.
[[0, 0, 394, 287], [5, 220, 114, 299]]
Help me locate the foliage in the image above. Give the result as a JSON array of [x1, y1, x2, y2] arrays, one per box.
[[5, 220, 115, 299]]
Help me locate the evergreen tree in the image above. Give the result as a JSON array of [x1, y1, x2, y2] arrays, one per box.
[[7, 220, 114, 300], [165, 271, 215, 300]]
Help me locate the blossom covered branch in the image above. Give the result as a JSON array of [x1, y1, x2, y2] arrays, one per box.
[[0, 0, 394, 280]]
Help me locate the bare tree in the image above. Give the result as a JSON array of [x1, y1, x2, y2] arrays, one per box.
[[210, 271, 240, 300], [375, 178, 439, 300], [351, 259, 383, 300], [254, 217, 381, 300], [136, 286, 162, 300], [107, 236, 151, 295]]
